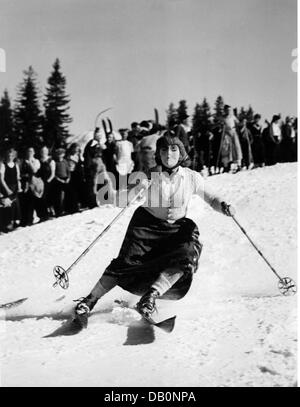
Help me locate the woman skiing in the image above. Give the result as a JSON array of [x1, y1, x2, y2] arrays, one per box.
[[74, 131, 235, 323]]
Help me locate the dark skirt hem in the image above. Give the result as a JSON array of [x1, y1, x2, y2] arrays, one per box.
[[103, 207, 203, 299]]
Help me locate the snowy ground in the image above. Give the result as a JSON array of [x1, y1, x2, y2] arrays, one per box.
[[0, 163, 297, 387]]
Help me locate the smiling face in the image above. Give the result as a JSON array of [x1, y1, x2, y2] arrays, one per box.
[[159, 144, 180, 168]]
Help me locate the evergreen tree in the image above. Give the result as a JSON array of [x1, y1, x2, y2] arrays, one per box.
[[238, 106, 247, 121], [166, 102, 177, 128], [199, 98, 212, 131], [192, 103, 202, 134], [43, 58, 72, 148], [14, 66, 43, 151], [246, 105, 254, 122], [192, 98, 212, 134], [213, 95, 225, 126], [0, 89, 14, 151], [176, 99, 188, 123]]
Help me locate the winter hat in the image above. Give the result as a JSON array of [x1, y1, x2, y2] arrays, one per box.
[[155, 131, 189, 167]]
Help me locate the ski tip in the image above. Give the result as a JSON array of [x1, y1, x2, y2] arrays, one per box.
[[0, 297, 29, 310], [154, 315, 176, 333]]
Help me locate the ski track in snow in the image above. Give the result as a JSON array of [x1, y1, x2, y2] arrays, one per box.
[[0, 163, 297, 387]]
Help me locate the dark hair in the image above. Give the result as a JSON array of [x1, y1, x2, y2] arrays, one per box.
[[254, 114, 261, 120], [271, 115, 280, 123], [155, 131, 189, 166], [139, 120, 150, 129], [131, 122, 139, 129]]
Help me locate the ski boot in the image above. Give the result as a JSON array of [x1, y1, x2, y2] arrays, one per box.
[[136, 288, 160, 321], [73, 294, 98, 328]]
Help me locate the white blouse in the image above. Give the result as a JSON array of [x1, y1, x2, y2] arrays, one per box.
[[134, 166, 224, 223]]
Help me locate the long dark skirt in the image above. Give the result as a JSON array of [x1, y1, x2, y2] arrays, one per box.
[[104, 207, 203, 300]]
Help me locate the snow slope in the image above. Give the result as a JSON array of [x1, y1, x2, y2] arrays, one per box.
[[0, 163, 297, 387]]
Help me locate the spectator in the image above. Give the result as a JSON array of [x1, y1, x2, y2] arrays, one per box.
[[86, 146, 115, 207], [83, 127, 102, 178], [128, 122, 141, 170], [102, 132, 117, 176], [172, 113, 191, 155], [115, 128, 134, 190], [0, 148, 21, 231], [238, 118, 253, 169], [265, 115, 282, 165], [52, 148, 70, 216], [136, 126, 161, 173], [221, 105, 243, 172], [65, 143, 85, 214], [281, 116, 297, 162], [249, 114, 265, 167], [38, 145, 56, 219], [19, 147, 42, 226]]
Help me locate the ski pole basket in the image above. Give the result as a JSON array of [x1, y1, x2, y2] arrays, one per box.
[[53, 265, 69, 289]]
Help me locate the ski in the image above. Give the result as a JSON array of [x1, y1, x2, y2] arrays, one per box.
[[114, 299, 176, 333], [0, 297, 28, 310], [94, 107, 113, 128], [154, 108, 159, 126], [141, 314, 176, 333]]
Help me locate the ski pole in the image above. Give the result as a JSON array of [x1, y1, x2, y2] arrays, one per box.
[[94, 107, 113, 129], [231, 214, 297, 296], [52, 182, 151, 289]]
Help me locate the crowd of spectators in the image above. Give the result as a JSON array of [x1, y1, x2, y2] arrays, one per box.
[[0, 110, 297, 234]]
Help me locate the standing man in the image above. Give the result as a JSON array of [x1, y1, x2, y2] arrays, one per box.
[[115, 129, 134, 190]]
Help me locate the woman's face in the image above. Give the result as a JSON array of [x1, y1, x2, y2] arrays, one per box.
[[40, 147, 48, 158], [26, 148, 35, 159], [6, 150, 15, 162], [160, 145, 180, 168]]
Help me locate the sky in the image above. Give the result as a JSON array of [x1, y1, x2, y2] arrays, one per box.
[[0, 0, 297, 135]]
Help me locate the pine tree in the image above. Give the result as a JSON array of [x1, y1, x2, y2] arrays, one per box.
[[43, 58, 72, 148], [238, 106, 247, 121], [14, 66, 43, 151], [246, 105, 254, 122], [213, 96, 225, 126], [192, 103, 202, 134], [176, 99, 188, 123], [166, 102, 177, 128], [0, 89, 14, 151], [199, 98, 212, 131], [192, 98, 212, 134]]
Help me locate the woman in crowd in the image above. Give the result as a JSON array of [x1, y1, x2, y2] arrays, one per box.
[[19, 146, 42, 226], [238, 118, 253, 169], [52, 148, 70, 217], [249, 114, 265, 167], [0, 148, 21, 232], [38, 145, 56, 220], [65, 143, 85, 214]]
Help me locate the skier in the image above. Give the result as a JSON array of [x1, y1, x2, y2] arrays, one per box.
[[73, 131, 235, 324]]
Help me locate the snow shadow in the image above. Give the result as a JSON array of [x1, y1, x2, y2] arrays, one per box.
[[43, 318, 84, 337], [123, 320, 156, 345]]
